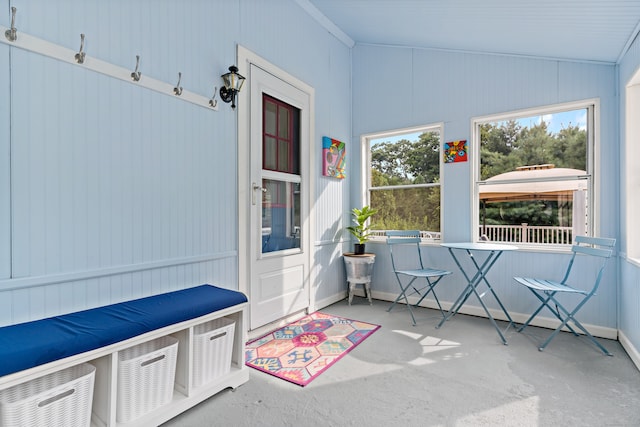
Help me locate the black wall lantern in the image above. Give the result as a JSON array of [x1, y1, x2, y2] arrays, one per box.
[[219, 65, 245, 109]]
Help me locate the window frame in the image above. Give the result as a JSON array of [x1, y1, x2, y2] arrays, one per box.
[[471, 99, 600, 249], [625, 71, 640, 265], [360, 123, 445, 242]]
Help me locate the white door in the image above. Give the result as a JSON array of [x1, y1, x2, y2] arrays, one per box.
[[246, 64, 311, 330]]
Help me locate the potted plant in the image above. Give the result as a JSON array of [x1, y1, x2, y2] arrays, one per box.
[[346, 205, 378, 254]]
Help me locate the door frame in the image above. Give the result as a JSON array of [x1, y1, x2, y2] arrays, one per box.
[[236, 45, 316, 330]]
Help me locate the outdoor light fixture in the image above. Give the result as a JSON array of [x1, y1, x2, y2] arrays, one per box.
[[219, 65, 245, 109]]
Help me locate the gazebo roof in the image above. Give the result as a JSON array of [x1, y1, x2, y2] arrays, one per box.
[[479, 164, 587, 203]]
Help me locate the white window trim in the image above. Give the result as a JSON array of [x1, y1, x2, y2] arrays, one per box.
[[360, 123, 445, 242], [626, 69, 640, 264], [470, 99, 600, 249]]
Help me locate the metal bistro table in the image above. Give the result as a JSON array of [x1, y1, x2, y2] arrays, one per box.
[[437, 242, 518, 345]]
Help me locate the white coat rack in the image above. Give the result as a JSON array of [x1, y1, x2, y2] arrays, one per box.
[[1, 7, 219, 110]]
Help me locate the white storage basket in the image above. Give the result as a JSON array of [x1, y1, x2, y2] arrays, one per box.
[[116, 335, 179, 423], [0, 363, 95, 427], [192, 317, 235, 388]]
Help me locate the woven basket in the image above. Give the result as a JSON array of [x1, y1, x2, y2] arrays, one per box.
[[192, 317, 235, 388], [0, 363, 95, 427], [116, 335, 178, 423]]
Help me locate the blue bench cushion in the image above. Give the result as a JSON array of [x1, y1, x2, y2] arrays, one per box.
[[0, 284, 247, 377]]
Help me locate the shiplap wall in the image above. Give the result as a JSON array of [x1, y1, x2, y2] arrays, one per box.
[[618, 32, 640, 357], [352, 44, 620, 332], [0, 0, 353, 326], [1, 42, 9, 282], [0, 0, 241, 325]]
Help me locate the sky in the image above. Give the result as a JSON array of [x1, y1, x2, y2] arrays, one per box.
[[519, 109, 587, 134], [371, 109, 587, 146]]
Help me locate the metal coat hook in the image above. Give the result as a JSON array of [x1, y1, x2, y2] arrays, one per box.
[[5, 7, 17, 42], [209, 86, 218, 107], [173, 72, 183, 96], [74, 34, 86, 64], [130, 55, 141, 81]]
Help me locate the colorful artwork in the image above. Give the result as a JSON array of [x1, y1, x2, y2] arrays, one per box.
[[444, 140, 468, 163], [322, 136, 346, 179]]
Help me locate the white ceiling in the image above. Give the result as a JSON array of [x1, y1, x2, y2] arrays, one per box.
[[302, 0, 640, 64]]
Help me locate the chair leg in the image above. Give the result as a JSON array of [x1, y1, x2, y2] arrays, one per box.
[[567, 317, 612, 356], [517, 292, 550, 333], [537, 310, 587, 353], [541, 301, 613, 356], [523, 292, 612, 356], [414, 282, 434, 306], [414, 278, 446, 318], [387, 289, 418, 326], [431, 291, 446, 318], [518, 290, 579, 337], [388, 277, 419, 326], [387, 278, 416, 311], [387, 289, 416, 326]]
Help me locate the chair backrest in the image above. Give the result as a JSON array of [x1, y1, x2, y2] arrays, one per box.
[[562, 235, 616, 295], [386, 230, 424, 271]]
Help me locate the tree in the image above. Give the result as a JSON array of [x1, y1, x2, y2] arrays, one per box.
[[370, 131, 441, 233], [479, 115, 587, 233]]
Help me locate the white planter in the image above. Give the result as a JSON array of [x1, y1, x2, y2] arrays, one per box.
[[343, 253, 375, 305]]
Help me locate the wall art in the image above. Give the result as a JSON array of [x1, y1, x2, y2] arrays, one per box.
[[444, 140, 468, 163], [322, 136, 346, 179]]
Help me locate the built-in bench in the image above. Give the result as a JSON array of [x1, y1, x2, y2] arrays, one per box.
[[0, 284, 250, 426]]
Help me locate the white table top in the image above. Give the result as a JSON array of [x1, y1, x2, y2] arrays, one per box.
[[440, 242, 519, 251]]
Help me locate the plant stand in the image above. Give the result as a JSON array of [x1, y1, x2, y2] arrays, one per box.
[[343, 253, 376, 305]]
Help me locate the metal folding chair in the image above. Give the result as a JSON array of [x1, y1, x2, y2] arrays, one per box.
[[386, 230, 452, 325], [514, 235, 616, 355]]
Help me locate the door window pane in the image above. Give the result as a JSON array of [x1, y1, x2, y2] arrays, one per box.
[[278, 108, 289, 139], [265, 100, 277, 135], [261, 179, 301, 253], [264, 136, 277, 170], [278, 140, 290, 172], [263, 94, 299, 174]]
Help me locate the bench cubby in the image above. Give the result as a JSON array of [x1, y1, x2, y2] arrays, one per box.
[[0, 285, 249, 426]]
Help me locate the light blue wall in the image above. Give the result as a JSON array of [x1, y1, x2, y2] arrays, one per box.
[[1, 0, 634, 353], [618, 34, 640, 358], [0, 0, 351, 326], [351, 44, 620, 332]]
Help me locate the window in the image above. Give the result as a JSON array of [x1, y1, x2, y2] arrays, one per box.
[[473, 101, 596, 246], [364, 124, 443, 241], [626, 73, 640, 262]]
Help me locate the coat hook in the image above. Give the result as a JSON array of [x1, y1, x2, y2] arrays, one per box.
[[173, 72, 183, 96], [4, 7, 17, 42], [209, 86, 218, 107], [74, 34, 86, 64], [130, 55, 141, 81]]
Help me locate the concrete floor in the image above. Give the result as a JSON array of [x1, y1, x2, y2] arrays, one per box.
[[164, 298, 640, 427]]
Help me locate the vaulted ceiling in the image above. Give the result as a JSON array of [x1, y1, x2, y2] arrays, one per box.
[[302, 0, 640, 63]]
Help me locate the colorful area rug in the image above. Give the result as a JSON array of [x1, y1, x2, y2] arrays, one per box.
[[245, 312, 380, 386]]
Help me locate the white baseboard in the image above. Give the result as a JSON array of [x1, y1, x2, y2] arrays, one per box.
[[370, 290, 618, 340], [619, 330, 640, 372], [315, 291, 348, 312]]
